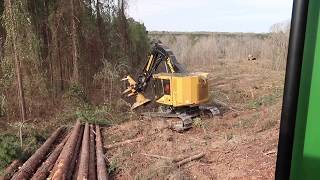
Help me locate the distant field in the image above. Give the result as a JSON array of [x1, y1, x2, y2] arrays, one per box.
[[148, 31, 288, 71], [149, 31, 270, 39]]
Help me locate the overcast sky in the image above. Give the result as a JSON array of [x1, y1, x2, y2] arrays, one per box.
[[128, 0, 293, 33]]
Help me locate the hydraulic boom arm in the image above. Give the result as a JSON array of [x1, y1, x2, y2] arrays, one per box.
[[122, 41, 185, 109], [134, 42, 185, 92]]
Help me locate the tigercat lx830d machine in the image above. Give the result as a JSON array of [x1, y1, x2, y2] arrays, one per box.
[[122, 41, 219, 131]]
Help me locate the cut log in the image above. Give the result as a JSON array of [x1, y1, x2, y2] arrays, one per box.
[[49, 121, 82, 179], [30, 132, 70, 180], [96, 125, 108, 180], [68, 126, 84, 180], [77, 123, 90, 180], [11, 127, 64, 180], [88, 125, 97, 180], [70, 125, 85, 180], [1, 160, 22, 180]]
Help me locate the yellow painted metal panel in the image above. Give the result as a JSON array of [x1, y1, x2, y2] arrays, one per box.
[[154, 73, 209, 107]]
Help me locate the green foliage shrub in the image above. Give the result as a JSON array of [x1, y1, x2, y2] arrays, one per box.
[[76, 104, 112, 126], [65, 83, 88, 105], [0, 134, 22, 170]]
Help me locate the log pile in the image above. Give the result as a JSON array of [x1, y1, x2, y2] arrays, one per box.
[[4, 121, 108, 180]]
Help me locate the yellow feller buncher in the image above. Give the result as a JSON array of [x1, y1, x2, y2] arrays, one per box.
[[122, 41, 219, 131]]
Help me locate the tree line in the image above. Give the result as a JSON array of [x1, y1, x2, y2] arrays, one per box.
[[150, 22, 290, 71], [0, 0, 149, 121]]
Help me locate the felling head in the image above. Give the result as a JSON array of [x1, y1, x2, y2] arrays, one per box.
[[131, 93, 151, 110]]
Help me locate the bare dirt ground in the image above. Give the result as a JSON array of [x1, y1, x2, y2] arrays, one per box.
[[102, 60, 285, 179]]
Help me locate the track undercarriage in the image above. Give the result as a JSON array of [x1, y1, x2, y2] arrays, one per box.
[[142, 105, 220, 132]]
